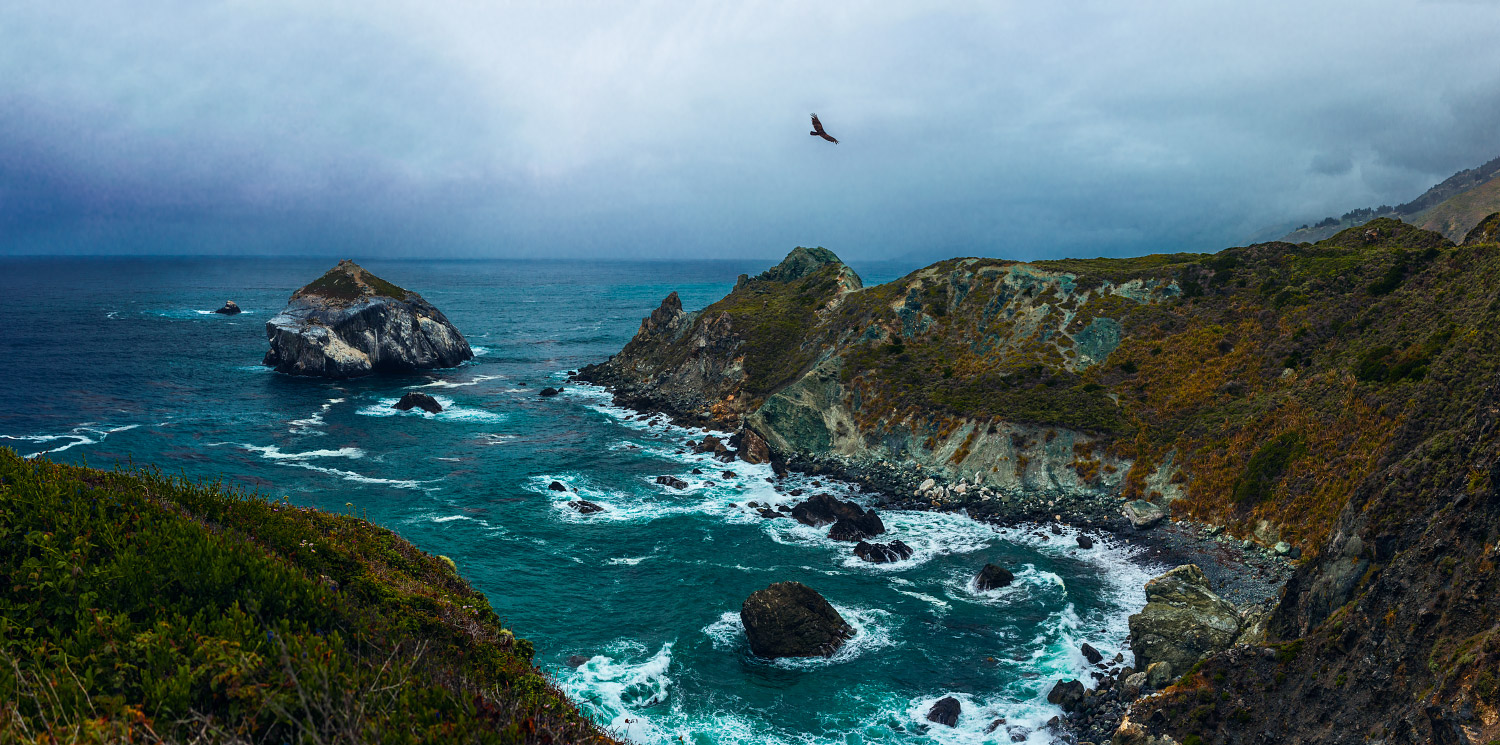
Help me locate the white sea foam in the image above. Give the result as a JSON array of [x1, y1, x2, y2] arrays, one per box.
[[605, 556, 647, 566], [288, 397, 345, 434], [560, 642, 675, 743], [410, 374, 504, 389], [471, 346, 491, 356], [210, 442, 434, 490], [2, 424, 140, 459]]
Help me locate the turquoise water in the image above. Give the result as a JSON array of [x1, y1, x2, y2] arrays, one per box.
[[0, 257, 1156, 745]]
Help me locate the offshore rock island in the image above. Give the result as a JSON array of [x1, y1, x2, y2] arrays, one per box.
[[582, 217, 1500, 744], [264, 259, 473, 378]]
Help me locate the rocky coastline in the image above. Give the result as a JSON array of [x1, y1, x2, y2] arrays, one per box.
[[576, 223, 1500, 743]]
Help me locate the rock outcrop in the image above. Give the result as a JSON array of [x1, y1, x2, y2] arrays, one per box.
[[853, 540, 913, 563], [1126, 565, 1241, 673], [926, 696, 961, 727], [393, 392, 443, 414], [263, 260, 472, 378], [975, 564, 1015, 591], [214, 300, 241, 315], [740, 581, 853, 658]]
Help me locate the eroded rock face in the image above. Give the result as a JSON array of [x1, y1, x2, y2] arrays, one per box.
[[263, 260, 472, 378], [740, 581, 853, 658], [1127, 565, 1241, 673]]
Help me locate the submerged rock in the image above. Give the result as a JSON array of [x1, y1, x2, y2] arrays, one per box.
[[568, 499, 603, 514], [1127, 565, 1241, 673], [926, 696, 961, 727], [566, 655, 591, 668], [263, 260, 471, 378], [214, 300, 242, 315], [655, 475, 689, 489], [853, 540, 913, 563], [975, 563, 1015, 591], [393, 392, 443, 414], [740, 581, 853, 658]]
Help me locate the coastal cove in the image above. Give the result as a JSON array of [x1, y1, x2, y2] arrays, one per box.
[[0, 256, 1266, 744]]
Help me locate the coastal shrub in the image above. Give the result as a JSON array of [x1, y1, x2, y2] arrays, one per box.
[[1233, 431, 1305, 506], [0, 449, 617, 744]]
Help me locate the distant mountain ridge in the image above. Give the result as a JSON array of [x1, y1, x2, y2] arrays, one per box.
[[1272, 153, 1500, 243]]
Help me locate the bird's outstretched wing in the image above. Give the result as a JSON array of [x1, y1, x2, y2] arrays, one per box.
[[811, 113, 838, 143]]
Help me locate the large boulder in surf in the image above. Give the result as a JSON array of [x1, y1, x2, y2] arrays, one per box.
[[926, 696, 962, 727], [263, 260, 472, 378], [393, 392, 443, 414], [740, 581, 853, 658], [1127, 564, 1241, 673], [975, 564, 1015, 591]]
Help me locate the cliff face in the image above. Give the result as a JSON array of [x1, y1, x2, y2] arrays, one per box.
[[588, 217, 1500, 743], [264, 259, 473, 378]]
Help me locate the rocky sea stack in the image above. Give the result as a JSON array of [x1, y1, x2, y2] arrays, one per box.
[[263, 260, 472, 378], [740, 581, 854, 658]]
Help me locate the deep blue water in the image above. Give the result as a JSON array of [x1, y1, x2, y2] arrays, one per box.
[[0, 257, 1155, 745]]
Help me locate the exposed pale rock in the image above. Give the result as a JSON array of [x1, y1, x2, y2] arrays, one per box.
[[1127, 565, 1240, 673]]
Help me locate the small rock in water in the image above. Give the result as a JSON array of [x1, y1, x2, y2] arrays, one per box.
[[655, 475, 689, 489], [393, 392, 443, 414], [1050, 523, 1063, 535], [926, 696, 961, 727], [1077, 534, 1094, 549], [976, 564, 1015, 590], [721, 470, 737, 479], [691, 468, 704, 475], [214, 300, 242, 315], [539, 387, 561, 397], [568, 499, 603, 514], [853, 540, 914, 563], [758, 508, 783, 519], [1081, 643, 1104, 665], [548, 481, 567, 491]]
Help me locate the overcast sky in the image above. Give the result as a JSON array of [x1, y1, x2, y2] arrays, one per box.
[[3, 0, 1499, 261]]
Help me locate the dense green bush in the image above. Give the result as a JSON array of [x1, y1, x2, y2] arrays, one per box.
[[0, 450, 615, 744]]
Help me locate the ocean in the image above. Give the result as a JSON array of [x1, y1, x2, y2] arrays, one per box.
[[0, 256, 1158, 745]]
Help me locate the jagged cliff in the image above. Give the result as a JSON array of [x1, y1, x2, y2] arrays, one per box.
[[584, 219, 1500, 743]]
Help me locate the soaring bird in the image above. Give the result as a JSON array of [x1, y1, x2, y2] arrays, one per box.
[[809, 113, 838, 144]]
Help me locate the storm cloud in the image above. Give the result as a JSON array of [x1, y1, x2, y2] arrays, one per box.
[[3, 0, 1499, 260]]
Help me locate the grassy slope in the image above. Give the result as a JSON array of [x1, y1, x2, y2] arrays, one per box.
[[1413, 172, 1500, 242], [0, 450, 618, 745]]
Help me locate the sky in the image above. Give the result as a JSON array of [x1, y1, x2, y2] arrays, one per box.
[[3, 1, 1500, 262]]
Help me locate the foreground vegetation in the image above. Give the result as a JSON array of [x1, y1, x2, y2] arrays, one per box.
[[0, 449, 616, 744]]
